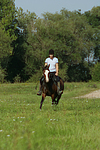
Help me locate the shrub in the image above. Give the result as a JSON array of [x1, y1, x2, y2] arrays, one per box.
[[91, 62, 100, 81], [59, 64, 68, 82], [14, 75, 21, 83], [67, 63, 92, 82], [0, 66, 6, 83], [27, 69, 43, 83]]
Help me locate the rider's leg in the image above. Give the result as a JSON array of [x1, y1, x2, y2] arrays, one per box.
[[37, 83, 42, 96]]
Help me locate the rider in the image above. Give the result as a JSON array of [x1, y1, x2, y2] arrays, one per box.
[[37, 49, 63, 96]]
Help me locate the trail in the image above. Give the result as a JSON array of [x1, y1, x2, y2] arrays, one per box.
[[76, 89, 100, 98]]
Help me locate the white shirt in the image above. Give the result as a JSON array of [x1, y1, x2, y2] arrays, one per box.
[[45, 57, 58, 72]]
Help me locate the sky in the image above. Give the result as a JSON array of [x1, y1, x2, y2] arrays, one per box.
[[15, 0, 100, 17]]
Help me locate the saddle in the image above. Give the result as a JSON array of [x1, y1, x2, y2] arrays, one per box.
[[49, 73, 58, 85], [40, 73, 57, 85]]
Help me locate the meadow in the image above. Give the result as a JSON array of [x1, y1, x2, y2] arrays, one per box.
[[0, 82, 100, 150]]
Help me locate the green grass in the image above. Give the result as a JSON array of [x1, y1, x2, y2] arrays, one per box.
[[0, 82, 100, 150]]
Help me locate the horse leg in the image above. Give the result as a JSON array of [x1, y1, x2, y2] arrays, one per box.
[[51, 94, 56, 105], [56, 94, 61, 105], [40, 93, 46, 109]]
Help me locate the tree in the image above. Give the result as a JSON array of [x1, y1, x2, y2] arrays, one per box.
[[6, 8, 37, 82], [0, 3, 98, 82], [84, 6, 100, 62], [27, 9, 95, 65], [0, 23, 13, 59], [0, 0, 17, 40], [23, 9, 95, 81]]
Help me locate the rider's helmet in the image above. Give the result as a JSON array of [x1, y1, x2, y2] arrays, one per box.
[[49, 49, 54, 55]]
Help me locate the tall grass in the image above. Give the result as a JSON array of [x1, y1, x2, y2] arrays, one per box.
[[0, 82, 100, 150]]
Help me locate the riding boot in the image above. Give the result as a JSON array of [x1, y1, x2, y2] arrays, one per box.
[[37, 84, 42, 96]]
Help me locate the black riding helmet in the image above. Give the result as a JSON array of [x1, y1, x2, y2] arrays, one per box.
[[49, 49, 54, 55]]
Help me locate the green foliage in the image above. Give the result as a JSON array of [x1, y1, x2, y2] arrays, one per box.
[[84, 6, 100, 61], [59, 64, 68, 81], [14, 74, 21, 83], [91, 62, 100, 81], [67, 62, 92, 82], [6, 8, 37, 82], [0, 23, 13, 59], [0, 0, 17, 40], [0, 0, 17, 81], [0, 66, 6, 83], [29, 10, 95, 66], [0, 2, 100, 82], [27, 69, 43, 83]]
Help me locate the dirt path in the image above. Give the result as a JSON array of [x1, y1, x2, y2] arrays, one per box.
[[76, 89, 100, 99]]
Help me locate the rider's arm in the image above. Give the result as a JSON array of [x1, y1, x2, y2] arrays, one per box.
[[55, 63, 58, 76], [45, 63, 47, 66]]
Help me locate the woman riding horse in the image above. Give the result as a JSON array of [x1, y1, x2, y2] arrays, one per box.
[[39, 64, 64, 109], [37, 49, 63, 96]]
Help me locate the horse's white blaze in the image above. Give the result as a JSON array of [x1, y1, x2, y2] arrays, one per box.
[[44, 70, 49, 82]]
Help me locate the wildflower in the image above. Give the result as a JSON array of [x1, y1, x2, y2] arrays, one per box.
[[13, 119, 15, 121], [21, 117, 25, 118], [0, 130, 3, 132], [7, 135, 10, 137], [32, 131, 35, 133]]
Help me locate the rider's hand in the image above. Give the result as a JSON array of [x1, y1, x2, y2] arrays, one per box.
[[55, 72, 58, 76]]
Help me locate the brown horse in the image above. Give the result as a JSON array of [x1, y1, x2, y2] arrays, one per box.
[[40, 65, 64, 109]]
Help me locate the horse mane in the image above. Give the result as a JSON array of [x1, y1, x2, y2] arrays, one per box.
[[42, 65, 50, 71]]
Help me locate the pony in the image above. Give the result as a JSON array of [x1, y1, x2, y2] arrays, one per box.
[[40, 65, 64, 109]]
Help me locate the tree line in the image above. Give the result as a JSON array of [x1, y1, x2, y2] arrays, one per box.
[[0, 0, 100, 83]]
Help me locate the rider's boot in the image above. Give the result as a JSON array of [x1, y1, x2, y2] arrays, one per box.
[[37, 84, 42, 96]]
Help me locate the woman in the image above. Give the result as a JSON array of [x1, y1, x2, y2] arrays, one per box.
[[37, 49, 62, 95]]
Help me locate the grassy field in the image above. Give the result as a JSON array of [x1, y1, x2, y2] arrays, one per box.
[[0, 82, 100, 150]]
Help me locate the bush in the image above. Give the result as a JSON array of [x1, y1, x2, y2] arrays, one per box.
[[67, 63, 92, 82], [91, 62, 100, 81], [0, 67, 6, 83], [14, 75, 21, 83], [27, 69, 43, 83], [59, 64, 68, 82]]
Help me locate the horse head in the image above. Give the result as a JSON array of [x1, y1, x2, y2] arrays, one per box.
[[43, 64, 50, 83]]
